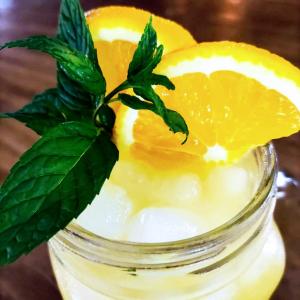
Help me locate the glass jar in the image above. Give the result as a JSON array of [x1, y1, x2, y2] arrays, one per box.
[[49, 144, 285, 300]]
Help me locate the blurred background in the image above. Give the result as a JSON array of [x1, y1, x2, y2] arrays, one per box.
[[0, 0, 299, 299]]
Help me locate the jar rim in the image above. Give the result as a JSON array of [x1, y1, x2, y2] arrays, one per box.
[[55, 144, 277, 258]]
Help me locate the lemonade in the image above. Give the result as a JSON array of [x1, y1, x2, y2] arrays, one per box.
[[1, 1, 299, 299], [48, 144, 285, 300]]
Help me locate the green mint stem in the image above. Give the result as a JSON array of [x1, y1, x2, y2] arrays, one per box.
[[93, 80, 132, 126], [107, 98, 120, 104], [104, 81, 131, 102]]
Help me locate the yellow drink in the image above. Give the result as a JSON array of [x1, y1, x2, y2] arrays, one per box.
[[49, 145, 285, 299]]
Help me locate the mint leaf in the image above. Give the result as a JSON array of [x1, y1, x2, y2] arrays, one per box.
[[132, 86, 165, 113], [118, 93, 188, 142], [130, 45, 164, 84], [57, 68, 99, 110], [0, 122, 118, 265], [58, 0, 99, 66], [118, 94, 154, 111], [1, 89, 65, 135], [128, 17, 157, 78], [1, 89, 95, 135], [0, 36, 105, 96], [125, 85, 189, 139], [149, 74, 175, 90], [127, 19, 167, 88], [164, 110, 189, 144], [57, 0, 105, 109]]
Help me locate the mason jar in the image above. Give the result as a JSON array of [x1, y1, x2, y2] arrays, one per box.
[[49, 144, 285, 300]]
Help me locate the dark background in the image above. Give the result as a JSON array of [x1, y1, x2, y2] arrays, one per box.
[[0, 0, 299, 299]]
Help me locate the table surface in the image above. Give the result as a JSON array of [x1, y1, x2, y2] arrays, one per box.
[[0, 0, 299, 299]]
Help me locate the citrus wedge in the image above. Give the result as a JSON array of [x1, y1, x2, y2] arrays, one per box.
[[86, 6, 196, 94], [115, 41, 300, 163]]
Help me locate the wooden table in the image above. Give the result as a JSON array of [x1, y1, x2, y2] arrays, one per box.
[[0, 0, 299, 299]]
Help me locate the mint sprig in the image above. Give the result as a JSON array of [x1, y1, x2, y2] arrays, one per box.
[[96, 18, 189, 142], [0, 0, 189, 265]]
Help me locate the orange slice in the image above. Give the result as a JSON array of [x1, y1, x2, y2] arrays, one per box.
[[115, 41, 300, 163], [86, 6, 196, 95]]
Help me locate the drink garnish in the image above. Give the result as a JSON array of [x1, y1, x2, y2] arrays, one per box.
[[0, 0, 188, 265]]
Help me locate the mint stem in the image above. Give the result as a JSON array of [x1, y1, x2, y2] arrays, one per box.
[[104, 80, 131, 102], [93, 80, 131, 126], [107, 98, 120, 104]]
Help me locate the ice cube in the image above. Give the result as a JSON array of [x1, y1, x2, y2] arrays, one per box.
[[202, 166, 252, 228], [110, 160, 150, 187], [151, 174, 202, 207], [126, 207, 205, 243], [109, 160, 151, 199], [76, 181, 132, 239], [205, 166, 250, 201]]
